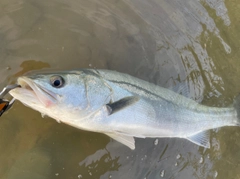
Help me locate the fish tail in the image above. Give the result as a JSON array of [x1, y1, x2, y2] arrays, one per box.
[[233, 94, 240, 125]]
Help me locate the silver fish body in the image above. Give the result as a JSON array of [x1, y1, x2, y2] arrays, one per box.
[[10, 69, 240, 149]]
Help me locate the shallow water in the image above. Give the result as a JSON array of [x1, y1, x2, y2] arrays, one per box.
[[0, 0, 240, 178]]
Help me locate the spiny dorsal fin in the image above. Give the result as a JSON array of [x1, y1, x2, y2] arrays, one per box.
[[186, 130, 210, 148], [170, 82, 190, 98], [106, 96, 139, 115]]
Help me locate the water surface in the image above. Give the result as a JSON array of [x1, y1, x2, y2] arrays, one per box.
[[0, 0, 240, 178]]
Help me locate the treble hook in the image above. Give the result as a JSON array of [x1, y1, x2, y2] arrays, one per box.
[[0, 84, 20, 116]]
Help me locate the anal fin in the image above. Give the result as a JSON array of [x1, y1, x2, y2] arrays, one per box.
[[186, 130, 210, 148], [105, 133, 135, 150]]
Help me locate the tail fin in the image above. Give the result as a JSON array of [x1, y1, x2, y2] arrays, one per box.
[[233, 94, 240, 125]]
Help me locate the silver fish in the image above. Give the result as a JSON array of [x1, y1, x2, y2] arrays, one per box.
[[9, 69, 240, 149]]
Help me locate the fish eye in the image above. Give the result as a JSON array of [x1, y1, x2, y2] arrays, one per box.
[[50, 76, 64, 88]]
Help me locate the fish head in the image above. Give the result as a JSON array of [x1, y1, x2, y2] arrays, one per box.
[[9, 70, 112, 121]]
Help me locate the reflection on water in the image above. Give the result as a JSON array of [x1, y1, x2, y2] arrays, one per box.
[[0, 0, 240, 178]]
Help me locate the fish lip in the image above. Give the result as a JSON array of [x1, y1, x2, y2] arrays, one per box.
[[17, 77, 57, 106]]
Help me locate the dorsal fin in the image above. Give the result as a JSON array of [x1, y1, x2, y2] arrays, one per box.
[[169, 82, 190, 98]]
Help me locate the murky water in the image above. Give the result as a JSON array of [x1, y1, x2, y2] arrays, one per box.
[[0, 0, 240, 178]]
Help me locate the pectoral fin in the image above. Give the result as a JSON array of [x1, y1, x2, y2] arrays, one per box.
[[106, 96, 139, 115], [105, 133, 135, 150], [186, 131, 210, 148]]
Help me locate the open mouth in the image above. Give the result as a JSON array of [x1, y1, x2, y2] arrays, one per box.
[[17, 77, 57, 107]]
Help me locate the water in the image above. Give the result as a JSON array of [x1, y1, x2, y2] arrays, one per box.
[[0, 0, 240, 178]]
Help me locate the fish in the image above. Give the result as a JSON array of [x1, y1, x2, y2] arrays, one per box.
[[9, 69, 240, 150]]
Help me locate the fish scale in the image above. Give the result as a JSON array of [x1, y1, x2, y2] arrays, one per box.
[[9, 69, 240, 150]]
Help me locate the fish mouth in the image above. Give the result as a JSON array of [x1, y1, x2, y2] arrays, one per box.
[[16, 77, 57, 107]]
